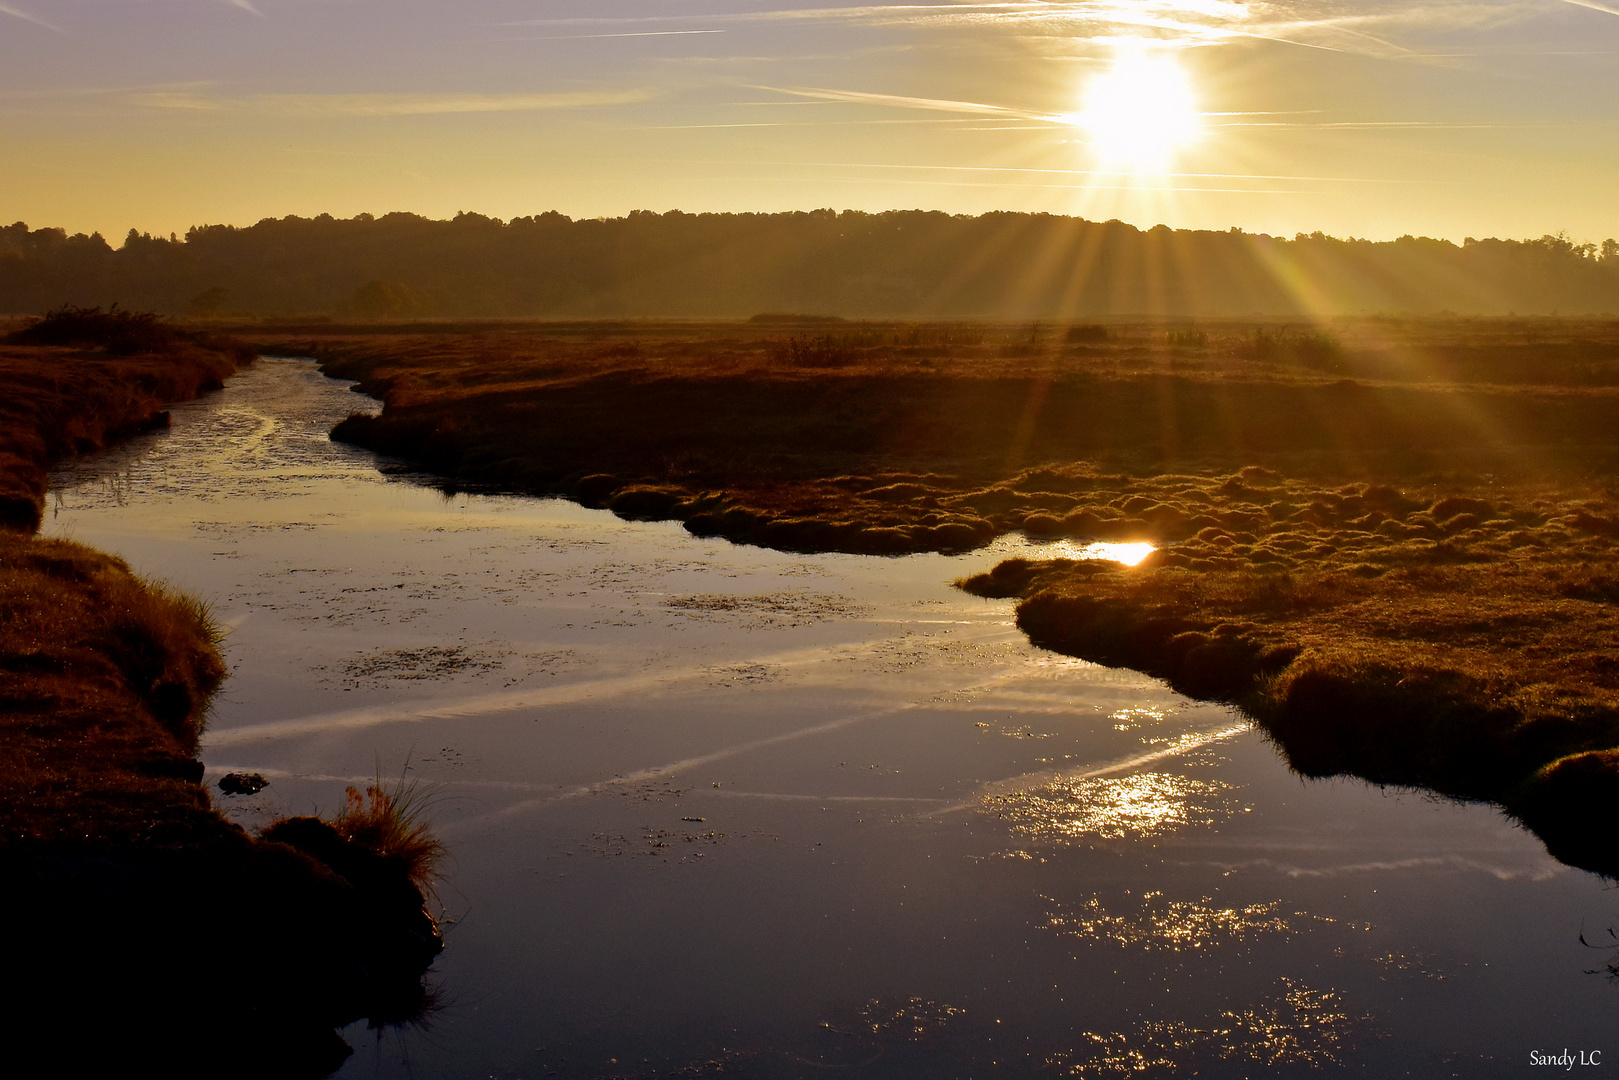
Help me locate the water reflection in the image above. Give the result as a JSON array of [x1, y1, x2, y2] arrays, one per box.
[[1047, 539, 1156, 565], [985, 770, 1238, 841], [1044, 891, 1293, 951], [1055, 979, 1358, 1076]]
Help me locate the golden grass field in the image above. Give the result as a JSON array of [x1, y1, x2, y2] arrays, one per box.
[[245, 314, 1619, 872]]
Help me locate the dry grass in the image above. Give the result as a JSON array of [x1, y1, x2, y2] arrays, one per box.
[[330, 781, 442, 892], [0, 307, 247, 843], [0, 531, 227, 844]]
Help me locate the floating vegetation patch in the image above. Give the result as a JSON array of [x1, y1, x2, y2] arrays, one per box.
[[705, 661, 783, 686], [1370, 950, 1450, 981], [664, 591, 871, 627], [1050, 978, 1361, 1076], [338, 645, 503, 683], [1043, 891, 1293, 952], [983, 770, 1237, 841]]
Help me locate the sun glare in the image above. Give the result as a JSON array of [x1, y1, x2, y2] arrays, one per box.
[[1074, 45, 1202, 171]]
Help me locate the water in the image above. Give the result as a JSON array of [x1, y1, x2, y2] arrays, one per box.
[[43, 357, 1619, 1077]]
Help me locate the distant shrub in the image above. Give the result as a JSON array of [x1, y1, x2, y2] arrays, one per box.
[[187, 286, 231, 317], [6, 305, 182, 356], [1066, 324, 1110, 344], [1245, 326, 1343, 369]]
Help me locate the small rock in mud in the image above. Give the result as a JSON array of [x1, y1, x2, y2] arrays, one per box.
[[219, 772, 269, 796]]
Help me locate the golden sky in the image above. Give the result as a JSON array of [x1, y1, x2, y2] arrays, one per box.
[[3, 1, 1617, 243]]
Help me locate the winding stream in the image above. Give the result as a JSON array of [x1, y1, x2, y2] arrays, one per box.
[[45, 357, 1618, 1077]]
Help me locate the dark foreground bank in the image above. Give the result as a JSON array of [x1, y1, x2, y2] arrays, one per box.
[[0, 310, 441, 1076]]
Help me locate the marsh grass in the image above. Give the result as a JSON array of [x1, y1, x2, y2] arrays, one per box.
[[0, 307, 243, 841], [330, 778, 443, 894], [0, 531, 228, 843]]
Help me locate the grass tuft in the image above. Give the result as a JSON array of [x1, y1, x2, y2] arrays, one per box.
[[330, 779, 443, 892]]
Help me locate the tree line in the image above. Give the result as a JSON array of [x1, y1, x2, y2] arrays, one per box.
[[2, 210, 1616, 319]]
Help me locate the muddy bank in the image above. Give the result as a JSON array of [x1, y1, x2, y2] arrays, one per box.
[[957, 470, 1619, 875], [0, 311, 441, 1075]]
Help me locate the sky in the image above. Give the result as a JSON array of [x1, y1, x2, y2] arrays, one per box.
[[2, 1, 1618, 244]]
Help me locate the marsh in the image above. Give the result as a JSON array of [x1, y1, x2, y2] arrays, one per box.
[[38, 353, 1619, 1078]]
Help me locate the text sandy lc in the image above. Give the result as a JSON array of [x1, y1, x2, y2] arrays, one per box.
[[1532, 1050, 1603, 1069]]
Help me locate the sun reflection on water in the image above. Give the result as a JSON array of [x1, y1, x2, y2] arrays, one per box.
[[1044, 540, 1156, 566], [1050, 978, 1358, 1076], [1044, 891, 1293, 952], [983, 770, 1235, 841]]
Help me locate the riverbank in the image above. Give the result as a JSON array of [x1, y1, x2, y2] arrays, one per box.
[[0, 310, 441, 1076], [247, 318, 1619, 556], [248, 317, 1619, 873], [0, 307, 250, 531]]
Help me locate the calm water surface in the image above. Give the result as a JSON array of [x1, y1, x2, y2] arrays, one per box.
[[44, 358, 1619, 1077]]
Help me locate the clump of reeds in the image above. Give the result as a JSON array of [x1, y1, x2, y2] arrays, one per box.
[[330, 780, 442, 891]]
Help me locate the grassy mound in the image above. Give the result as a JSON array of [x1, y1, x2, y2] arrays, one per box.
[[0, 532, 225, 843]]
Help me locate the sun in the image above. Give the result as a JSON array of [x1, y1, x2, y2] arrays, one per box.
[[1072, 45, 1203, 171]]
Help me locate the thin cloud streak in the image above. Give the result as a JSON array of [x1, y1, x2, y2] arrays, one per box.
[[743, 175, 1324, 193], [0, 2, 61, 31], [1556, 0, 1619, 14], [761, 83, 1058, 121], [131, 89, 656, 117], [496, 30, 727, 42], [494, 2, 1553, 60]]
